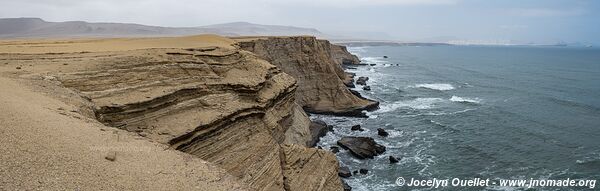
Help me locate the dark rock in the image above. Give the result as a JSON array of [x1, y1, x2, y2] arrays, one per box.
[[307, 120, 333, 147], [349, 89, 364, 99], [338, 166, 352, 178], [353, 170, 358, 175], [330, 146, 340, 153], [337, 136, 386, 159], [342, 179, 352, 191], [369, 64, 376, 66], [350, 125, 363, 131], [383, 56, 388, 58], [15, 66, 21, 69], [377, 128, 389, 137], [359, 169, 369, 174], [362, 86, 371, 91], [389, 156, 400, 164], [105, 151, 116, 161], [317, 146, 322, 149], [345, 83, 355, 88], [356, 76, 369, 86]]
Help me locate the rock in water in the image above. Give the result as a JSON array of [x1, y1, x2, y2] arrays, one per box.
[[356, 77, 369, 86], [308, 120, 332, 147], [359, 169, 369, 174], [337, 136, 386, 159], [342, 180, 352, 191], [330, 146, 340, 153], [389, 156, 400, 164], [377, 128, 389, 137], [363, 86, 371, 91], [338, 166, 352, 178], [350, 125, 363, 131], [383, 56, 388, 58]]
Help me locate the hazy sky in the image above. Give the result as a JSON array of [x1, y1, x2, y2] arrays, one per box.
[[1, 0, 599, 44]]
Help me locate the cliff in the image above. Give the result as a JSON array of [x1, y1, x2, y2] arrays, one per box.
[[0, 35, 342, 191], [237, 36, 378, 117]]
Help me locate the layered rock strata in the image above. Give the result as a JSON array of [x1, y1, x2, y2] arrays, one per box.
[[237, 36, 379, 117], [0, 35, 343, 191]]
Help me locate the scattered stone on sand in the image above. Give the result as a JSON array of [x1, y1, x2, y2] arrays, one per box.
[[389, 156, 400, 164], [16, 66, 21, 69], [105, 151, 116, 161], [377, 128, 389, 137], [338, 166, 352, 178], [363, 86, 371, 91], [350, 125, 364, 131], [337, 136, 386, 159]]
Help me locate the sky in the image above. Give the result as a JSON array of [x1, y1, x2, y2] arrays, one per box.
[[1, 0, 599, 44]]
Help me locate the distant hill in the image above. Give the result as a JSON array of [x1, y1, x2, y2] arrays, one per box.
[[0, 18, 327, 38]]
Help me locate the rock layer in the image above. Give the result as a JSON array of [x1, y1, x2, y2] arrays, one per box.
[[237, 36, 378, 117], [0, 35, 344, 191]]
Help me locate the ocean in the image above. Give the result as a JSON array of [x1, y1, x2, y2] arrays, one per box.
[[313, 45, 600, 190]]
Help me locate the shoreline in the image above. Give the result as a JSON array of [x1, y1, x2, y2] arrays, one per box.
[[0, 35, 377, 191]]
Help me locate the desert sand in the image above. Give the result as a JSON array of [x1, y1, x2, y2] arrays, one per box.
[[0, 35, 247, 190], [0, 34, 369, 191]]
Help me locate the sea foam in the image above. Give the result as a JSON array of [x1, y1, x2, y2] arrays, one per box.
[[378, 98, 444, 113], [415, 83, 455, 91], [449, 96, 481, 104]]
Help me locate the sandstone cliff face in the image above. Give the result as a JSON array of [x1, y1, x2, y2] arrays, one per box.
[[331, 44, 360, 65], [1, 36, 343, 191], [237, 36, 378, 117]]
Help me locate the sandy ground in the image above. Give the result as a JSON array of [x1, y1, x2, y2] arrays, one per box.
[[0, 35, 247, 190], [0, 34, 234, 53]]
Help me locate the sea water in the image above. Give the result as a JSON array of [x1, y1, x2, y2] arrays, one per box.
[[314, 45, 600, 190]]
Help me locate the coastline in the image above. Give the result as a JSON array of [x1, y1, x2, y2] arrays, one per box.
[[0, 35, 375, 191]]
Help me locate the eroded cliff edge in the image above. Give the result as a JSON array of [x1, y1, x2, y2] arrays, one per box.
[[237, 36, 378, 117], [0, 35, 344, 191]]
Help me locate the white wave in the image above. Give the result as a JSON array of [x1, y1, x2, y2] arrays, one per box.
[[377, 98, 444, 113], [347, 46, 366, 54], [415, 83, 455, 91], [450, 96, 481, 104], [361, 57, 389, 65]]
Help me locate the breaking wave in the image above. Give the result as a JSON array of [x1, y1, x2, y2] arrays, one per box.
[[415, 83, 455, 91], [377, 98, 444, 113], [450, 96, 481, 104]]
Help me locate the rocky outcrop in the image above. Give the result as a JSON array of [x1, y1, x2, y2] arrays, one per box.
[[337, 137, 386, 159], [237, 36, 378, 117], [3, 35, 344, 191], [331, 45, 361, 65], [307, 120, 333, 147], [281, 144, 343, 191]]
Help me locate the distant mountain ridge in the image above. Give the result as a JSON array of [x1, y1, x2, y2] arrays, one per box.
[[0, 18, 327, 38]]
